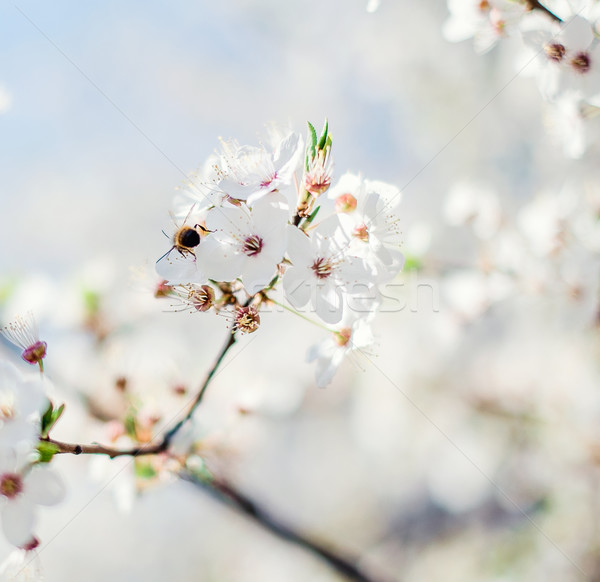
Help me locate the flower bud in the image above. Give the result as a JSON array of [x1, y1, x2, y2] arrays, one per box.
[[1, 313, 47, 370], [335, 193, 358, 213]]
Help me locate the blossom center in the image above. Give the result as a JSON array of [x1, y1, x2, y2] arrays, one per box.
[[353, 223, 370, 242], [490, 9, 505, 34], [242, 235, 264, 257], [190, 285, 215, 312], [0, 473, 23, 499], [0, 397, 15, 420], [234, 306, 261, 334], [544, 42, 566, 63], [571, 52, 591, 74], [260, 172, 278, 189], [478, 0, 490, 11], [311, 257, 334, 279]]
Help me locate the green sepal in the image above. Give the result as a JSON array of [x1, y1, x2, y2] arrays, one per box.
[[317, 119, 329, 150], [124, 413, 137, 439], [40, 402, 65, 438], [37, 440, 59, 463], [307, 121, 317, 164], [306, 205, 320, 225]]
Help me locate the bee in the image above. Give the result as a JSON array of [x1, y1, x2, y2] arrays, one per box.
[[157, 202, 211, 265], [157, 223, 209, 264]]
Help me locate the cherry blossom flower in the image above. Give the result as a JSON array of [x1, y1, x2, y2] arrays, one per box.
[[0, 452, 65, 547], [443, 0, 526, 53], [214, 131, 304, 207], [444, 181, 502, 239], [307, 315, 375, 387], [0, 541, 43, 581], [196, 196, 288, 294], [328, 173, 405, 282], [521, 14, 600, 103], [1, 313, 47, 371], [283, 220, 373, 324], [155, 205, 210, 285], [0, 361, 47, 454]]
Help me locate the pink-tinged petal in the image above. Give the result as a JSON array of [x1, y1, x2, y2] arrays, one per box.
[[538, 64, 561, 100], [0, 421, 38, 451], [0, 363, 19, 393], [361, 192, 381, 222], [582, 45, 600, 97], [156, 252, 205, 285], [2, 499, 35, 547], [251, 199, 288, 239], [16, 379, 47, 417], [286, 225, 312, 266], [242, 257, 279, 295], [314, 215, 343, 239], [274, 132, 303, 179], [217, 178, 253, 201], [25, 467, 65, 506], [339, 255, 371, 285], [205, 206, 250, 236], [283, 267, 311, 309], [195, 238, 245, 282], [315, 284, 344, 324], [561, 16, 594, 52]]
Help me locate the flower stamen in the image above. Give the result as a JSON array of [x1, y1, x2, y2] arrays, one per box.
[[242, 235, 264, 257], [311, 257, 335, 279], [0, 474, 23, 499]]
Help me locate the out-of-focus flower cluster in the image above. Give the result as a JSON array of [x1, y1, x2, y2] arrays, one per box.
[[0, 314, 65, 555], [443, 0, 600, 157], [156, 122, 405, 387]]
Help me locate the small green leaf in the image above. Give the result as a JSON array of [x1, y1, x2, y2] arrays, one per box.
[[51, 403, 65, 426], [317, 119, 329, 150], [37, 440, 59, 463], [41, 402, 66, 438], [40, 402, 54, 437], [403, 255, 423, 272], [135, 461, 157, 479], [0, 278, 17, 305], [82, 288, 101, 316]]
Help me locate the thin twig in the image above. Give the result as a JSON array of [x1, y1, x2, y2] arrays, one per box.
[[42, 327, 238, 458], [526, 0, 562, 22], [180, 471, 391, 582]]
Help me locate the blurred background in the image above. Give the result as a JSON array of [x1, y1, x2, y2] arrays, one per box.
[[1, 0, 599, 580]]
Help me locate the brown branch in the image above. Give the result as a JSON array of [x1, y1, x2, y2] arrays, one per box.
[[525, 0, 562, 22], [42, 327, 238, 459], [180, 471, 392, 582]]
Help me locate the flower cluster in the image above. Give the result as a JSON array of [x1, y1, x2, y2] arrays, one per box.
[[443, 0, 600, 157], [0, 348, 64, 550], [156, 122, 405, 386]]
